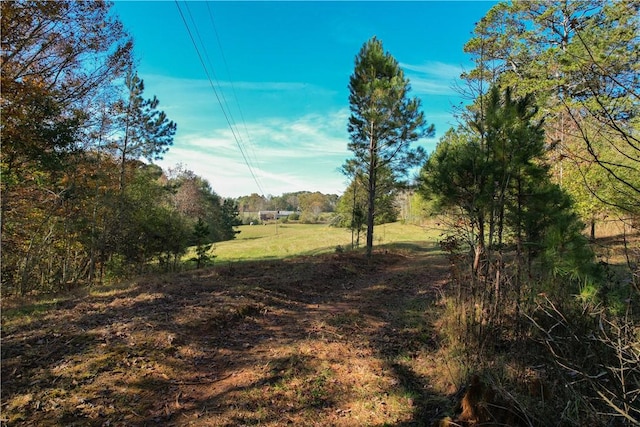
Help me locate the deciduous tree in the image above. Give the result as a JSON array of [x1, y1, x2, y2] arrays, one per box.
[[1, 0, 132, 293], [462, 0, 639, 221]]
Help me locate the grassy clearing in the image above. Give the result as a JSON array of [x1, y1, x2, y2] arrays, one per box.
[[207, 221, 444, 263]]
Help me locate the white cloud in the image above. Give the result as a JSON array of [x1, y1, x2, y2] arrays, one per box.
[[155, 108, 352, 198], [130, 72, 352, 197], [400, 61, 468, 96], [223, 81, 309, 91], [141, 70, 461, 198], [144, 73, 316, 92], [400, 61, 465, 79]]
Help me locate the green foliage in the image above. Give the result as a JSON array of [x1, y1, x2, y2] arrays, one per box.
[[419, 127, 483, 215], [335, 172, 398, 229], [237, 193, 268, 212], [1, 0, 133, 294], [395, 191, 433, 224], [462, 0, 640, 223], [116, 164, 190, 268], [236, 191, 338, 217], [458, 6, 640, 420], [298, 192, 335, 218], [104, 254, 129, 281], [344, 36, 433, 257], [535, 185, 600, 287], [168, 168, 241, 244], [0, 27, 182, 290], [421, 86, 596, 282], [420, 85, 600, 361], [112, 71, 176, 191], [191, 218, 214, 269], [335, 180, 366, 247], [220, 199, 242, 240]]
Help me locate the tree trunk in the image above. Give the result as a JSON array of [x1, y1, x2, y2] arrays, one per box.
[[366, 125, 377, 259], [351, 180, 357, 249], [88, 191, 98, 285], [366, 175, 375, 259], [473, 212, 486, 274]]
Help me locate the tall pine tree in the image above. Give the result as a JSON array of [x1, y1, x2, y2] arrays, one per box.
[[113, 71, 177, 193], [344, 37, 433, 258]]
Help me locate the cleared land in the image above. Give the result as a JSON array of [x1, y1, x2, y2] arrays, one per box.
[[2, 223, 456, 426], [209, 222, 443, 262], [3, 221, 636, 425]]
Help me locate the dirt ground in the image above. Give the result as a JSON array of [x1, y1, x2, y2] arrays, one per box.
[[2, 246, 454, 426]]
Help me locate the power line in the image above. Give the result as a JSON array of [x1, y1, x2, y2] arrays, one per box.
[[174, 0, 266, 196], [184, 1, 250, 164], [205, 2, 263, 185], [177, 1, 265, 195]]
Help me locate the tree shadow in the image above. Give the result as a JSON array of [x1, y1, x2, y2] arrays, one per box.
[[379, 241, 443, 254], [360, 248, 453, 426], [384, 362, 449, 426], [1, 244, 453, 426]]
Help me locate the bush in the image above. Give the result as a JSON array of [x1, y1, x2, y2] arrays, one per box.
[[299, 212, 318, 224], [242, 215, 260, 225], [528, 296, 640, 426], [105, 254, 129, 281]]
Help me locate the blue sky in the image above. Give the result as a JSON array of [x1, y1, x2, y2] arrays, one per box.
[[112, 1, 496, 198]]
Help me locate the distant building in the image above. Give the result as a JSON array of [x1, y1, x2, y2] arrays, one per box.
[[258, 210, 295, 221]]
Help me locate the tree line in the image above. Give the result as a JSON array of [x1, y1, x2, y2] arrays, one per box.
[[235, 191, 339, 223], [1, 1, 241, 295], [340, 1, 637, 424]]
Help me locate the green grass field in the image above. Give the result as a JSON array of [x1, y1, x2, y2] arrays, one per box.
[[207, 221, 443, 262]]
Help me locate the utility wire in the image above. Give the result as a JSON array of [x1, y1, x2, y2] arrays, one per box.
[[184, 1, 249, 162], [205, 2, 263, 184], [174, 0, 266, 196], [184, 1, 264, 187], [178, 1, 265, 195]]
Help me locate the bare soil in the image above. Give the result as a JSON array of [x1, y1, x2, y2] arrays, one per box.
[[2, 246, 453, 426]]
